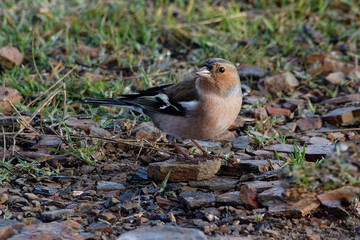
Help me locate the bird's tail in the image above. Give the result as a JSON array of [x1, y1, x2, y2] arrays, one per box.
[[83, 97, 143, 113], [83, 97, 127, 106]]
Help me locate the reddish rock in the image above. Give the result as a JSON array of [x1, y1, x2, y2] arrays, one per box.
[[317, 186, 360, 208], [0, 45, 23, 69], [293, 198, 321, 216], [156, 196, 176, 208], [8, 220, 83, 240], [322, 107, 360, 126], [296, 118, 322, 131], [86, 222, 113, 233], [99, 212, 117, 222], [0, 87, 23, 115], [147, 159, 221, 182], [239, 184, 258, 209], [266, 106, 291, 116]]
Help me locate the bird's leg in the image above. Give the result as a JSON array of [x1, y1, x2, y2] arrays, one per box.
[[191, 140, 225, 160]]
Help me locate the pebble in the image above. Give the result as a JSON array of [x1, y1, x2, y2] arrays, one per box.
[[179, 191, 216, 209]]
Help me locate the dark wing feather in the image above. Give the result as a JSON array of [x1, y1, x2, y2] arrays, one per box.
[[84, 79, 198, 117]]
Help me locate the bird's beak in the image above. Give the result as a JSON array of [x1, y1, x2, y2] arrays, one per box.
[[196, 67, 211, 79]]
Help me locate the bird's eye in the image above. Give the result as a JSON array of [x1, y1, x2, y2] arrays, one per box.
[[219, 67, 225, 73]]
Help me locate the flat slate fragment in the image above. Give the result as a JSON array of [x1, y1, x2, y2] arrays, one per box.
[[219, 160, 283, 176], [264, 144, 334, 161], [189, 177, 239, 191], [322, 107, 360, 126], [179, 191, 216, 209], [148, 159, 221, 182]]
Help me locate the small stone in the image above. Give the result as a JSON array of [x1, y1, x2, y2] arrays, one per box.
[[87, 222, 113, 233], [147, 159, 221, 182], [0, 45, 23, 69], [216, 191, 242, 206], [325, 71, 346, 84], [263, 229, 281, 238], [33, 186, 58, 197], [296, 118, 322, 131], [179, 191, 216, 209], [321, 93, 360, 105], [0, 87, 23, 115], [219, 160, 282, 176], [296, 108, 314, 119], [116, 226, 207, 240], [189, 177, 239, 192], [266, 106, 291, 116], [241, 180, 282, 194], [65, 118, 98, 131], [307, 234, 321, 240], [327, 132, 345, 141], [156, 196, 176, 208], [41, 209, 75, 222], [89, 126, 112, 137], [230, 136, 253, 151], [293, 198, 320, 216], [308, 137, 332, 145], [0, 193, 9, 204], [257, 185, 286, 207], [0, 219, 24, 240], [264, 144, 334, 162], [240, 185, 258, 209], [322, 107, 360, 126], [317, 186, 360, 208], [33, 136, 62, 149], [264, 72, 299, 94], [5, 220, 82, 240], [131, 168, 148, 181], [348, 70, 360, 83], [97, 181, 126, 192], [133, 122, 165, 141], [99, 212, 117, 222], [238, 65, 264, 80], [23, 193, 39, 201]]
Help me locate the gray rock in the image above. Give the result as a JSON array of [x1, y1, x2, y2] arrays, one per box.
[[179, 191, 216, 209], [238, 66, 265, 80], [230, 136, 252, 151], [117, 226, 207, 240], [41, 209, 75, 222], [97, 181, 126, 192], [189, 177, 239, 192], [257, 185, 286, 207], [216, 191, 242, 206], [240, 180, 282, 194], [33, 136, 62, 149], [33, 186, 58, 197], [264, 144, 334, 161], [23, 193, 39, 200]]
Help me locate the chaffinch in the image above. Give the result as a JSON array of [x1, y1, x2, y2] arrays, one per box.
[[84, 58, 242, 161]]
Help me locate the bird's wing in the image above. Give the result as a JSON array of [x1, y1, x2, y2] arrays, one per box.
[[84, 78, 198, 117]]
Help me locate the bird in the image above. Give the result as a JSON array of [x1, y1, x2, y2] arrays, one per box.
[[84, 58, 242, 162]]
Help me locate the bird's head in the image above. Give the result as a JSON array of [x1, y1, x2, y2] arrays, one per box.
[[195, 58, 241, 97]]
